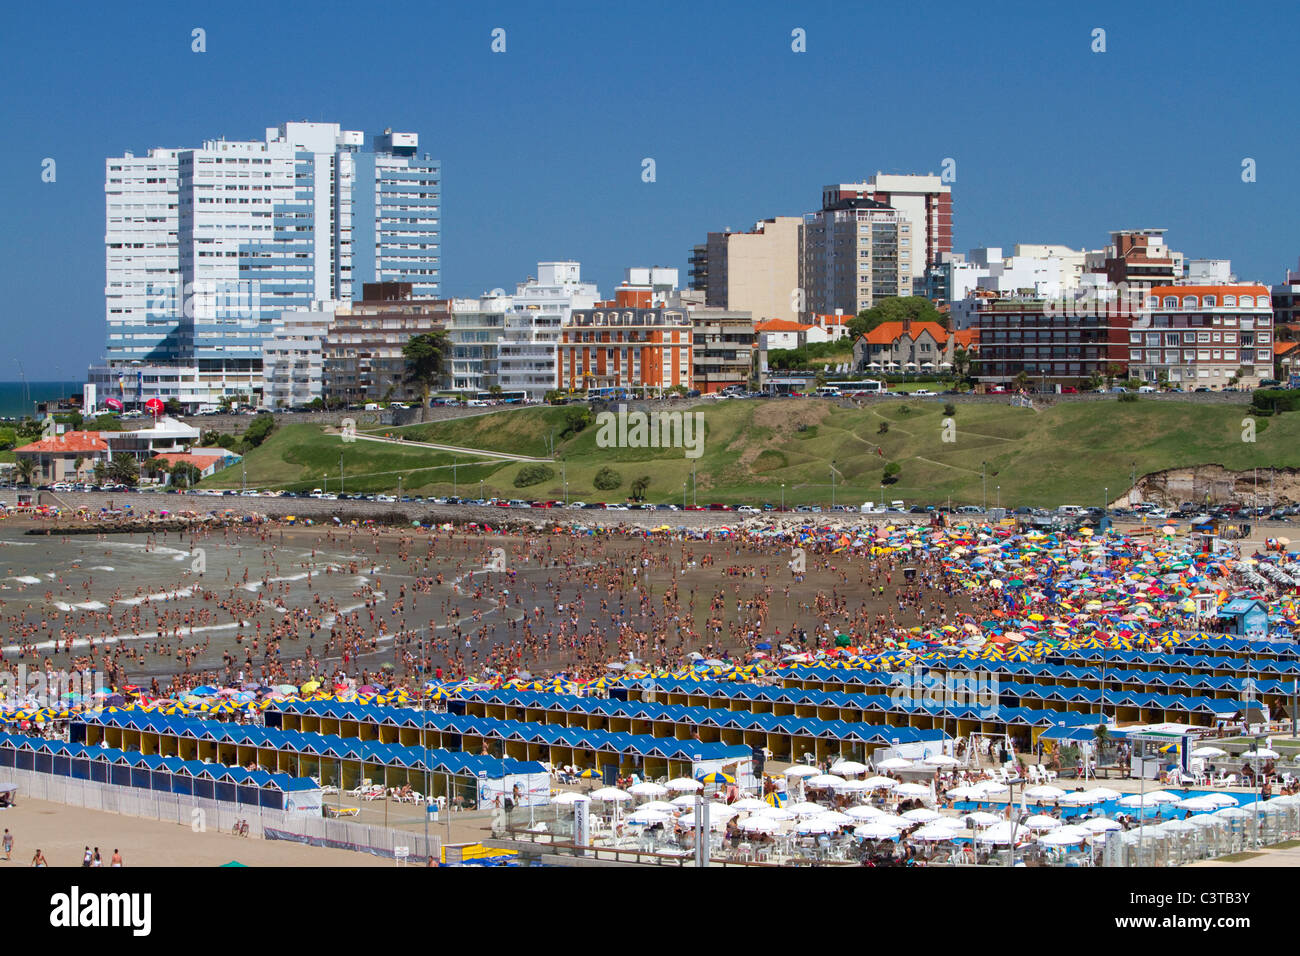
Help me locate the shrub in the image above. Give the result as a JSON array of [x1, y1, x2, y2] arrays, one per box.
[[882, 461, 901, 484], [513, 463, 555, 488], [943, 403, 957, 417], [560, 406, 593, 439], [243, 413, 276, 448], [593, 466, 622, 491], [1252, 389, 1300, 414], [877, 421, 889, 435], [1118, 393, 1138, 403]]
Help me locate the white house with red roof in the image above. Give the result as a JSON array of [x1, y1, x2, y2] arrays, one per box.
[[13, 431, 110, 485]]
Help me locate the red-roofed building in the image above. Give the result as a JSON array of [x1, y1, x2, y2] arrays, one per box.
[[755, 318, 814, 351], [1130, 284, 1274, 387], [152, 450, 241, 480], [14, 431, 110, 485], [851, 320, 976, 374]]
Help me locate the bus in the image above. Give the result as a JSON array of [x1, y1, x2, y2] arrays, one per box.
[[584, 386, 632, 402], [827, 379, 884, 395], [475, 390, 527, 404]]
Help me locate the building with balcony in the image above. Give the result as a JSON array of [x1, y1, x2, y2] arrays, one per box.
[[497, 262, 600, 401], [799, 196, 911, 318], [967, 297, 1131, 387], [323, 283, 451, 404], [559, 291, 692, 395], [1128, 285, 1274, 387], [689, 308, 755, 393], [262, 306, 334, 408]]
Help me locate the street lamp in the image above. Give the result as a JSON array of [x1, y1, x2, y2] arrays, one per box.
[[682, 481, 687, 510], [982, 462, 988, 512]]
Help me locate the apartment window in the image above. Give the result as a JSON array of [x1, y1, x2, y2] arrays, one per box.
[[1202, 295, 1216, 307], [1223, 296, 1237, 306], [1240, 295, 1255, 307]]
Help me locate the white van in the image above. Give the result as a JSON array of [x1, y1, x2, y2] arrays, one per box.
[[1057, 505, 1087, 517], [1137, 385, 1158, 393], [815, 386, 841, 398]]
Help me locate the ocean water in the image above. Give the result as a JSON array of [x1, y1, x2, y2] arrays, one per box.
[[0, 381, 79, 420]]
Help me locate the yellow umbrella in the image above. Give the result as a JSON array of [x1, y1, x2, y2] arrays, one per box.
[[300, 680, 321, 694]]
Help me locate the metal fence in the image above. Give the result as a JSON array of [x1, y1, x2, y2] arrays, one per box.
[[6, 767, 440, 862]]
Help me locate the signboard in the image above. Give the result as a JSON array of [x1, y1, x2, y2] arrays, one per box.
[[394, 846, 409, 859], [573, 798, 590, 854], [284, 789, 324, 816]]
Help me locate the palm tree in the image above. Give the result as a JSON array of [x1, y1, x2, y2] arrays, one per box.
[[15, 458, 36, 487], [1092, 723, 1110, 772], [402, 330, 452, 418]]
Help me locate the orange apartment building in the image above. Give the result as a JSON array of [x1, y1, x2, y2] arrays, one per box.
[[558, 287, 693, 394]]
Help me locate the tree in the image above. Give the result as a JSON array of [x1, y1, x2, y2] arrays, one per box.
[[73, 456, 86, 479], [877, 421, 889, 435], [513, 463, 555, 488], [108, 456, 139, 487], [402, 330, 452, 409], [593, 466, 622, 491], [1013, 371, 1030, 392], [165, 398, 183, 416], [559, 407, 593, 440], [14, 458, 36, 486], [241, 414, 276, 451], [630, 475, 651, 501], [170, 462, 202, 488], [881, 461, 901, 485], [141, 458, 170, 482], [1105, 364, 1123, 389], [488, 384, 503, 398], [1084, 372, 1104, 392], [950, 347, 971, 383], [848, 297, 945, 340], [92, 460, 108, 486]]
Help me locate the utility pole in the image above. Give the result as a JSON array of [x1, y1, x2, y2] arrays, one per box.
[[982, 461, 987, 512], [830, 459, 839, 510], [242, 460, 246, 494], [692, 460, 696, 507], [453, 458, 457, 497], [339, 450, 344, 496]]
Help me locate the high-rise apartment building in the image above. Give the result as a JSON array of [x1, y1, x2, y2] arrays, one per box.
[[822, 173, 952, 293], [498, 262, 599, 401], [694, 217, 802, 322], [799, 196, 911, 318], [100, 121, 440, 409]]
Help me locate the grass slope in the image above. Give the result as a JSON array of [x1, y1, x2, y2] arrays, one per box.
[[198, 400, 1300, 506]]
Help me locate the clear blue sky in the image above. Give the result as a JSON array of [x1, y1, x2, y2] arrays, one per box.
[[2, 0, 1297, 379]]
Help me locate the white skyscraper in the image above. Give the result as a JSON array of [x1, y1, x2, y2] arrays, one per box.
[[99, 121, 440, 409]]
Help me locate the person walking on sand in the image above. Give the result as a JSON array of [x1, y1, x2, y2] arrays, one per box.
[[82, 845, 92, 867], [111, 848, 122, 867], [32, 849, 47, 867], [2, 828, 12, 861]]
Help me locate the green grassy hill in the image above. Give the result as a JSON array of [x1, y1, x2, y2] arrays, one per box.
[[201, 399, 1298, 507]]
